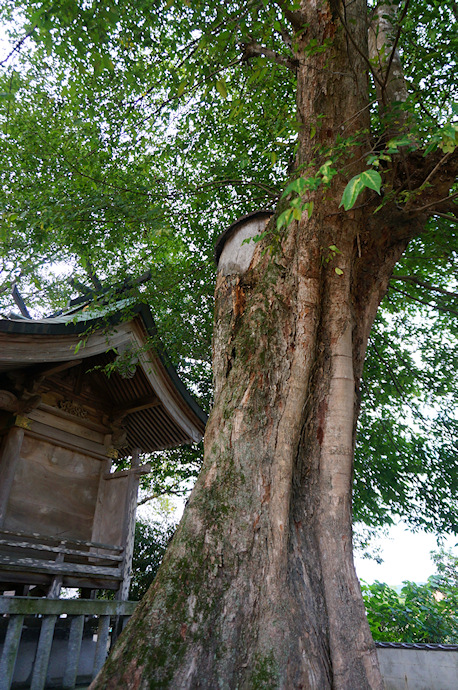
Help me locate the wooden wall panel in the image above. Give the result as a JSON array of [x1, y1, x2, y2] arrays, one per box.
[[91, 473, 127, 548], [4, 436, 102, 541]]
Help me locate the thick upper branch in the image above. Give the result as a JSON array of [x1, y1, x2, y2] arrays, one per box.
[[275, 0, 306, 30], [240, 40, 298, 71], [368, 2, 410, 133]]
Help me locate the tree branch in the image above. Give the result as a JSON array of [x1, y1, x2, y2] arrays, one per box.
[[139, 57, 243, 126], [381, 0, 411, 92], [434, 212, 458, 223], [420, 151, 453, 192], [371, 341, 426, 422], [279, 24, 292, 49], [390, 275, 458, 299], [371, 343, 409, 403], [368, 2, 410, 133], [412, 191, 458, 215], [137, 488, 184, 507], [390, 285, 458, 316], [0, 28, 35, 66], [240, 41, 298, 71], [275, 0, 306, 30], [452, 2, 458, 21], [403, 151, 453, 212], [399, 148, 458, 217], [360, 379, 408, 457], [196, 178, 279, 194]]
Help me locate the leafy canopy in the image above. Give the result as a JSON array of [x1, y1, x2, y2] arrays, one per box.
[[0, 0, 457, 534], [362, 550, 458, 643]]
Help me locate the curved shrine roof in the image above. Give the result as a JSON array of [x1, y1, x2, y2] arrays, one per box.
[[0, 296, 207, 456]]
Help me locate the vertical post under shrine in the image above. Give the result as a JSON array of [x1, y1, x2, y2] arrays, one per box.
[[117, 448, 141, 601], [0, 425, 25, 527]]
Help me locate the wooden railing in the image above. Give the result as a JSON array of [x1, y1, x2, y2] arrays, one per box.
[[0, 597, 137, 690], [0, 529, 124, 595]]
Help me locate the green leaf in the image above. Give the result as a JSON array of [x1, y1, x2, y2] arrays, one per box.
[[319, 160, 337, 185], [441, 123, 458, 141], [282, 177, 307, 198], [340, 176, 365, 210], [385, 136, 412, 153], [340, 170, 382, 210], [277, 208, 294, 230], [424, 140, 438, 155], [439, 123, 458, 152], [335, 267, 343, 275], [216, 80, 227, 99], [359, 169, 382, 194]]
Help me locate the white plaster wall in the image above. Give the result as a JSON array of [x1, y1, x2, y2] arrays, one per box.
[[378, 648, 458, 690]]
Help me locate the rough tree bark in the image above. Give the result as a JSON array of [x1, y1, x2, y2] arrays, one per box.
[[92, 1, 457, 688]]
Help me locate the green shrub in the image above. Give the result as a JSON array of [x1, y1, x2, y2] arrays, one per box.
[[362, 550, 458, 643]]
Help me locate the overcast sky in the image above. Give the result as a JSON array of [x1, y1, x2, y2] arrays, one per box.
[[354, 522, 458, 586]]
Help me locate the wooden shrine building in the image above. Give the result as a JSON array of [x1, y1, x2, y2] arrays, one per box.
[[0, 290, 207, 603]]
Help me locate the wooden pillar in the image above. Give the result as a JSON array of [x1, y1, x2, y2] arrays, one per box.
[[62, 615, 85, 690], [0, 425, 25, 526], [48, 546, 64, 599], [30, 615, 57, 690], [0, 614, 24, 690], [116, 448, 141, 601], [92, 615, 111, 679]]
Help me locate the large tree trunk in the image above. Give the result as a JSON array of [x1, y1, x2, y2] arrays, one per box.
[[91, 2, 455, 688]]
